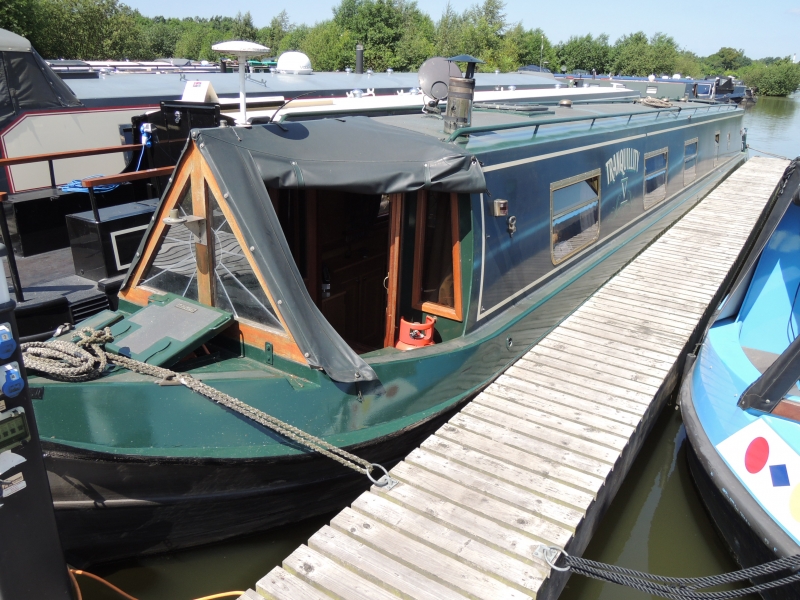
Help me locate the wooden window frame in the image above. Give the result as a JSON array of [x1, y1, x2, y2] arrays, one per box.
[[643, 147, 669, 210], [683, 138, 698, 187], [549, 169, 602, 266], [120, 146, 306, 364], [411, 191, 463, 322]]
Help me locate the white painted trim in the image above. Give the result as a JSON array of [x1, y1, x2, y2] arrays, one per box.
[[110, 224, 149, 271]]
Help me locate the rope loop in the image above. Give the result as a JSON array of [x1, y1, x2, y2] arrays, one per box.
[[22, 328, 395, 485]]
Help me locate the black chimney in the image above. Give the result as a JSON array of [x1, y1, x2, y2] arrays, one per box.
[[356, 44, 364, 74]]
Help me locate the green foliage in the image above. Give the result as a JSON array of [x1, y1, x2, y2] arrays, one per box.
[[0, 0, 796, 96], [0, 0, 38, 38], [555, 34, 609, 73], [703, 47, 750, 74], [740, 60, 800, 96]]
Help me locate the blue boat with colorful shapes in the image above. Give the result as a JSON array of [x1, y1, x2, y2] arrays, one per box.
[[682, 159, 800, 599]]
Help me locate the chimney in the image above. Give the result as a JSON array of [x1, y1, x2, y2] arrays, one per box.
[[356, 44, 364, 75]]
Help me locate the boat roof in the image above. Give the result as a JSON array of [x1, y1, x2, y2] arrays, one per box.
[[0, 28, 31, 52], [66, 70, 565, 107]]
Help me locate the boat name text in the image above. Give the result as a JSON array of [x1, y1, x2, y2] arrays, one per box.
[[605, 148, 640, 185]]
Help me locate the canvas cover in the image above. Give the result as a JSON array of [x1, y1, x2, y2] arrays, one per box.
[[125, 117, 485, 383]]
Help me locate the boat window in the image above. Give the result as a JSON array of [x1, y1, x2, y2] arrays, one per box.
[[412, 191, 463, 320], [684, 138, 698, 186], [644, 148, 668, 210], [714, 132, 720, 166], [550, 170, 601, 265], [209, 191, 283, 330], [139, 183, 199, 300], [727, 132, 731, 150]]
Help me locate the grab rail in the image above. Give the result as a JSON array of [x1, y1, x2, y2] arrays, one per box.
[[79, 166, 173, 223], [0, 144, 145, 192], [445, 102, 739, 142]]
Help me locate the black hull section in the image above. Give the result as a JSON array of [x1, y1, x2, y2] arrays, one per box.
[[682, 376, 800, 600], [46, 399, 465, 567]]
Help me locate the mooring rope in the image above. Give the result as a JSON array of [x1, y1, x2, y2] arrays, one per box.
[[747, 144, 791, 161], [537, 545, 800, 599], [22, 328, 394, 486]]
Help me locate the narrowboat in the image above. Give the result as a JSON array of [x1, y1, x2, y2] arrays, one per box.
[[681, 158, 800, 599], [26, 62, 746, 566]]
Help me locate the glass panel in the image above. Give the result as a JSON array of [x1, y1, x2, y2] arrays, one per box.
[[685, 141, 698, 157], [140, 184, 199, 300], [684, 156, 697, 185], [420, 192, 455, 307], [644, 151, 668, 210], [552, 178, 599, 216], [210, 192, 283, 330], [645, 153, 667, 173], [552, 200, 599, 263]]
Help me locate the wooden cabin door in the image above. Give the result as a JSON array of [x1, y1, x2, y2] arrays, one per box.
[[383, 194, 403, 348]]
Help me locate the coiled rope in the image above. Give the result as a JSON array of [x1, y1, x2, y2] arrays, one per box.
[[537, 545, 800, 599], [22, 328, 394, 486], [639, 96, 673, 109]]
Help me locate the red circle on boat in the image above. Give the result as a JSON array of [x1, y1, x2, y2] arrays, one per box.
[[745, 437, 769, 474]]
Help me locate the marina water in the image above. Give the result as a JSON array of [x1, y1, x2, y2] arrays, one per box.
[[81, 94, 799, 600]]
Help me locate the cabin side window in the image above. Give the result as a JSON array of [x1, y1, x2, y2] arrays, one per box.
[[412, 191, 463, 321], [550, 170, 601, 265], [139, 182, 199, 300], [683, 138, 698, 186], [714, 132, 720, 166], [209, 191, 283, 330], [727, 132, 731, 151], [643, 148, 668, 210]]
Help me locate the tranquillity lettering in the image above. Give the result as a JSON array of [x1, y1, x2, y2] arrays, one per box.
[[605, 148, 640, 185]]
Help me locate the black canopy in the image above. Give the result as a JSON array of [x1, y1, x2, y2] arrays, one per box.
[[203, 117, 485, 195], [127, 117, 485, 383]]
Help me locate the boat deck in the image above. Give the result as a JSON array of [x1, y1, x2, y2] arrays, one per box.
[[238, 157, 789, 600]]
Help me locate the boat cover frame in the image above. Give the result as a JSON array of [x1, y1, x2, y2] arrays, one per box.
[[123, 117, 485, 383]]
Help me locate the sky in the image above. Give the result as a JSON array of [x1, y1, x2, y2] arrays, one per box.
[[123, 0, 798, 59]]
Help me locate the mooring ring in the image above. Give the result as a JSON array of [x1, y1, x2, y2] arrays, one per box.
[[534, 544, 571, 572], [366, 463, 390, 486]]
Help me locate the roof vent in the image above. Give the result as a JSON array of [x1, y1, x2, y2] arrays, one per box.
[[276, 52, 313, 75], [559, 99, 573, 108]]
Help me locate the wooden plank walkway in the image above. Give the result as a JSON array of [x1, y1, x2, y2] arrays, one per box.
[[241, 157, 789, 600]]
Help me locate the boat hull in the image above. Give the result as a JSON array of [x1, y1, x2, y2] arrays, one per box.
[[46, 394, 465, 567], [681, 372, 800, 600]]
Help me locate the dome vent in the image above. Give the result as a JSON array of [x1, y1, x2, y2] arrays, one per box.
[[277, 52, 313, 75]]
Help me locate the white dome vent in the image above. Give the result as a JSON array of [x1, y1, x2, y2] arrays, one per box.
[[277, 52, 313, 75]]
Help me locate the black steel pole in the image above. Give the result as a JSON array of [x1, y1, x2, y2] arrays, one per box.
[[0, 195, 23, 302], [356, 44, 364, 74], [87, 186, 101, 223]]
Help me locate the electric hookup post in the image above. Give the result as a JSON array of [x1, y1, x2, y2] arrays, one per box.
[[0, 244, 73, 599]]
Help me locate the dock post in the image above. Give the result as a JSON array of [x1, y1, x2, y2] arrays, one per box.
[[0, 193, 24, 303]]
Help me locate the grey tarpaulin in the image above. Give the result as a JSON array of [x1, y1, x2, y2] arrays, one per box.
[[125, 117, 485, 383]]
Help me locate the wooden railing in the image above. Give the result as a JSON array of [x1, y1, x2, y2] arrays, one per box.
[[80, 166, 174, 222], [0, 144, 145, 191]]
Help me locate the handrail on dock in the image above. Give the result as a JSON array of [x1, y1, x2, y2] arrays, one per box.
[[446, 102, 739, 141]]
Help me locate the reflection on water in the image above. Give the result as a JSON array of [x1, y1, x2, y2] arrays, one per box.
[[559, 406, 757, 600], [744, 94, 800, 161], [81, 515, 332, 600], [82, 94, 800, 600]]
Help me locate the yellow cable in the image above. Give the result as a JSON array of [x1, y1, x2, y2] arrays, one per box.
[[69, 569, 139, 600], [193, 593, 247, 600]]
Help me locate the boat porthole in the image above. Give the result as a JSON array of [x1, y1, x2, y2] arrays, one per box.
[[506, 337, 513, 350]]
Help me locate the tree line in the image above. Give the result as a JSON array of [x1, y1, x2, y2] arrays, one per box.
[[2, 0, 798, 95]]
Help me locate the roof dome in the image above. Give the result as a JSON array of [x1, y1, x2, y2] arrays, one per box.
[[277, 52, 313, 75]]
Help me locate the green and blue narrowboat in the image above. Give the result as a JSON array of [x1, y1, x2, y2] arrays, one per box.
[[30, 87, 746, 564]]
